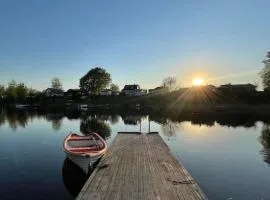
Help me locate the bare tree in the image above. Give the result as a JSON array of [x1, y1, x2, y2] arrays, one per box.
[[260, 52, 270, 89], [51, 77, 63, 89], [162, 76, 177, 91], [110, 83, 119, 92]]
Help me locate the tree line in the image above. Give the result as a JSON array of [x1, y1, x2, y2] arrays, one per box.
[[0, 80, 40, 101], [1, 51, 270, 103]]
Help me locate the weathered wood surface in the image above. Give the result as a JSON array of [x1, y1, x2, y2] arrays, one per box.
[[77, 133, 207, 200]]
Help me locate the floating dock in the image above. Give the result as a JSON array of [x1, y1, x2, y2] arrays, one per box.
[[77, 132, 207, 200]]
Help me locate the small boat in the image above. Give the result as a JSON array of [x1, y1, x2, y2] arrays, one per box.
[[15, 104, 31, 109], [63, 132, 107, 173], [78, 104, 88, 111]]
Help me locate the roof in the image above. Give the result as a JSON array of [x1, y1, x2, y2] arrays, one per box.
[[220, 84, 256, 87], [45, 88, 64, 93], [66, 89, 80, 92]]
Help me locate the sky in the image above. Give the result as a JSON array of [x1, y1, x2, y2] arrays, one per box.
[[0, 0, 270, 90]]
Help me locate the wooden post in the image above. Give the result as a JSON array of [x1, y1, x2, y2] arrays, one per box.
[[139, 119, 141, 133], [148, 118, 151, 133]]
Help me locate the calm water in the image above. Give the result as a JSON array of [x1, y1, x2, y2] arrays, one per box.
[[0, 109, 270, 200]]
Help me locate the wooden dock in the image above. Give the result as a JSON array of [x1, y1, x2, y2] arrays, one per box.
[[77, 132, 207, 200]]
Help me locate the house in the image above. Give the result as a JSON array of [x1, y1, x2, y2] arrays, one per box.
[[43, 88, 64, 97], [112, 91, 120, 96], [121, 84, 147, 96], [64, 89, 81, 99], [149, 86, 168, 94], [204, 85, 216, 92], [99, 89, 112, 96], [219, 84, 256, 93]]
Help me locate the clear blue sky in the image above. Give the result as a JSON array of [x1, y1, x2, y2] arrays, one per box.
[[0, 0, 269, 90]]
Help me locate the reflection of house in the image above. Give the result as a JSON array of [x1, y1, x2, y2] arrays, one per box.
[[43, 88, 64, 97], [99, 89, 112, 96], [121, 84, 147, 96], [122, 115, 142, 125], [219, 84, 256, 93], [65, 89, 81, 99]]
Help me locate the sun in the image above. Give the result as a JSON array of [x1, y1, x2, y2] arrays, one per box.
[[192, 78, 205, 86]]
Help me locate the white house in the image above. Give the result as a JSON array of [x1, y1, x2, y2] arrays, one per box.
[[121, 84, 147, 96], [112, 91, 120, 96], [99, 89, 112, 96]]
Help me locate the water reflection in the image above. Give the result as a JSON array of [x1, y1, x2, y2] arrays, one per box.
[[45, 113, 64, 131], [109, 115, 120, 125], [121, 114, 146, 125], [160, 120, 182, 137], [2, 107, 270, 167], [62, 158, 89, 198], [80, 117, 111, 139], [2, 108, 270, 129], [149, 112, 261, 128], [260, 124, 270, 165], [6, 109, 29, 130]]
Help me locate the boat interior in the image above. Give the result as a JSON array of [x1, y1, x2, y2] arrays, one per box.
[[66, 134, 105, 153]]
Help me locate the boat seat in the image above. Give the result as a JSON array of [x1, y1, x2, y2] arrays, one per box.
[[69, 146, 99, 152]]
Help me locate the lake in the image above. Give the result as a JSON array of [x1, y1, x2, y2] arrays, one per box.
[[0, 108, 270, 200]]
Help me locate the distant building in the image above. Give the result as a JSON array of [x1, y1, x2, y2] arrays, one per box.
[[264, 87, 270, 92], [112, 91, 120, 96], [43, 88, 64, 97], [149, 86, 168, 93], [64, 89, 81, 99], [219, 84, 256, 93], [204, 85, 216, 91], [100, 89, 112, 96], [121, 84, 147, 96]]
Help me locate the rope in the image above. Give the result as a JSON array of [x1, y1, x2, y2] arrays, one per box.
[[166, 177, 195, 185]]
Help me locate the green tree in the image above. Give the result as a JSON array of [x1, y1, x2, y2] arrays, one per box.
[[5, 80, 18, 99], [162, 76, 177, 91], [260, 52, 270, 89], [28, 88, 40, 97], [0, 85, 5, 97], [51, 77, 63, 89], [80, 67, 111, 95], [17, 83, 28, 99], [110, 83, 119, 92]]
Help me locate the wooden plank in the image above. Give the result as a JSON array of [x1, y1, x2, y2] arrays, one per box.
[[77, 133, 208, 200]]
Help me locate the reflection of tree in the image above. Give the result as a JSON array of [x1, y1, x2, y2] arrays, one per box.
[[109, 115, 119, 125], [191, 119, 214, 126], [5, 109, 29, 131], [149, 115, 167, 125], [260, 124, 270, 165], [217, 116, 255, 128], [80, 118, 111, 139], [52, 120, 62, 131], [0, 110, 6, 127], [161, 121, 182, 137], [121, 115, 143, 125], [16, 111, 29, 128], [45, 112, 64, 131]]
